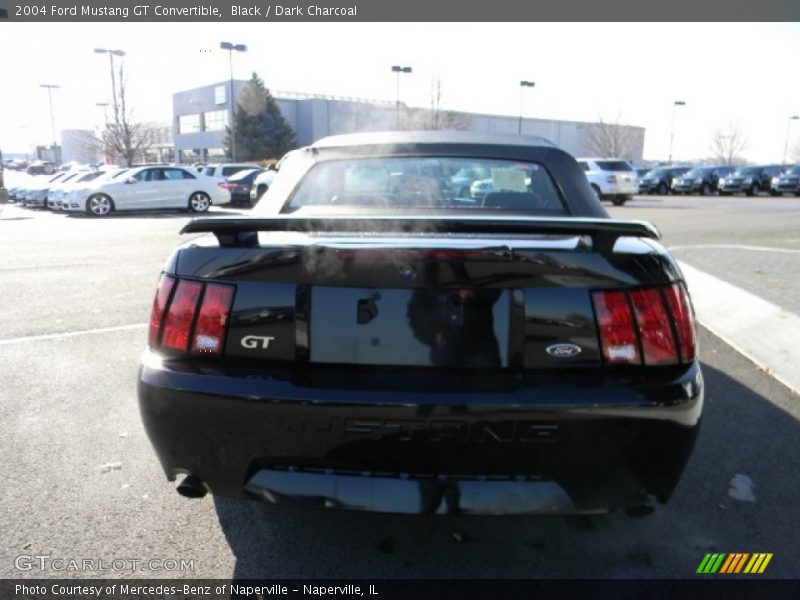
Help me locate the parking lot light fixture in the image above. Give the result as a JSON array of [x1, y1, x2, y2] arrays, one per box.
[[668, 100, 686, 163], [518, 81, 535, 135], [94, 48, 126, 123], [391, 65, 413, 130], [39, 84, 60, 161], [783, 115, 799, 166], [220, 42, 248, 161]]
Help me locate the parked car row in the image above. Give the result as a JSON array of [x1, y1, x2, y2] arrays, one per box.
[[6, 165, 231, 216], [641, 164, 798, 196]]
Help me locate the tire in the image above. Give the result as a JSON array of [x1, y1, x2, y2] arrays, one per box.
[[746, 184, 758, 197], [700, 183, 711, 196], [590, 184, 602, 200], [189, 192, 211, 213], [251, 185, 268, 207], [656, 182, 668, 195], [769, 190, 781, 197], [86, 194, 113, 217], [719, 191, 731, 196], [611, 196, 629, 206]]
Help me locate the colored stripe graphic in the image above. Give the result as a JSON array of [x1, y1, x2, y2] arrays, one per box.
[[720, 553, 750, 574], [744, 553, 773, 574], [697, 553, 727, 574]]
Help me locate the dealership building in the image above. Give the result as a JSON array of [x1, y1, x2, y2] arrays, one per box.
[[173, 80, 645, 164]]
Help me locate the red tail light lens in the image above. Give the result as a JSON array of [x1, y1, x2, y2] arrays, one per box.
[[664, 283, 697, 361], [629, 289, 678, 365], [161, 280, 203, 351], [148, 275, 175, 347], [592, 290, 641, 364], [191, 283, 235, 355]]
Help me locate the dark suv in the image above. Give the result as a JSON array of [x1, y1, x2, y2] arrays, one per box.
[[638, 166, 691, 195], [718, 165, 784, 196], [672, 166, 735, 196], [771, 165, 800, 196]]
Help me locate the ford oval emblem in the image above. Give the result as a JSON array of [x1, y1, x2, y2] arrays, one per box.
[[546, 343, 582, 358]]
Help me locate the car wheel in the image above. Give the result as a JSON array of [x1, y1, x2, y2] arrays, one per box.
[[86, 194, 113, 217], [590, 184, 602, 200], [719, 191, 731, 196], [250, 185, 268, 207], [700, 183, 711, 196], [656, 182, 668, 195], [769, 190, 781, 197], [611, 196, 629, 206], [189, 192, 211, 213]]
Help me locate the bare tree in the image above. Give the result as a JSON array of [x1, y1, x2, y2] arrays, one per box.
[[580, 117, 642, 160], [392, 76, 469, 132], [791, 140, 800, 163], [709, 122, 749, 165], [102, 63, 159, 166], [69, 131, 105, 164]]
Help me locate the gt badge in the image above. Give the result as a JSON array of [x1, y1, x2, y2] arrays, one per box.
[[241, 335, 276, 349]]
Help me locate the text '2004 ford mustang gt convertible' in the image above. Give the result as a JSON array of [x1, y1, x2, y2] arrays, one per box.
[[138, 132, 703, 516]]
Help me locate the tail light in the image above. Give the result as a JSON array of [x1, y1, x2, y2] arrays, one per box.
[[149, 275, 235, 356], [592, 290, 640, 364], [592, 283, 696, 366], [663, 283, 697, 362]]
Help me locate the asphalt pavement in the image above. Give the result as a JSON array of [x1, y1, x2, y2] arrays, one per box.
[[1, 187, 798, 579]]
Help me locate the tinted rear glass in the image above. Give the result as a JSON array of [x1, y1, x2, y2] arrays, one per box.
[[595, 160, 633, 172], [283, 156, 568, 215], [228, 168, 262, 181]]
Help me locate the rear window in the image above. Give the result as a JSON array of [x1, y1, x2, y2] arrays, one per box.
[[227, 168, 261, 181], [221, 166, 251, 177], [595, 160, 633, 172], [284, 156, 567, 215]]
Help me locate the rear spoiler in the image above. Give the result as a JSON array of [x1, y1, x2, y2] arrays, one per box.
[[180, 216, 660, 252]]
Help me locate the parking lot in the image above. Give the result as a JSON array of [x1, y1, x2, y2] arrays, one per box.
[[1, 176, 799, 579]]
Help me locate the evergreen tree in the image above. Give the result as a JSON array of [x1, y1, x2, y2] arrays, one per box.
[[223, 72, 297, 161]]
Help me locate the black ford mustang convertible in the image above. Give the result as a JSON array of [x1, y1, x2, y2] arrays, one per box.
[[138, 132, 703, 516]]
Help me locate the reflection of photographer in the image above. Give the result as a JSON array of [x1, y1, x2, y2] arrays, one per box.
[[407, 287, 502, 368]]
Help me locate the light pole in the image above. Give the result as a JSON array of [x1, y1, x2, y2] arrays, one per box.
[[391, 65, 412, 130], [782, 115, 799, 165], [668, 100, 686, 163], [40, 84, 60, 162], [518, 80, 535, 135], [93, 48, 126, 123], [220, 41, 247, 161]]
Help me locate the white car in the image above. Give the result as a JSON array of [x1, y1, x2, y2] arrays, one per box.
[[62, 165, 229, 216], [47, 170, 104, 210], [202, 163, 260, 179], [576, 158, 639, 206], [249, 169, 278, 204]]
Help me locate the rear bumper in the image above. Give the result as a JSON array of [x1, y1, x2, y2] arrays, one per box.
[[137, 351, 703, 515]]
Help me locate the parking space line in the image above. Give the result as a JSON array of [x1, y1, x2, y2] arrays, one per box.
[[671, 244, 800, 255], [0, 323, 147, 346], [679, 260, 800, 395]]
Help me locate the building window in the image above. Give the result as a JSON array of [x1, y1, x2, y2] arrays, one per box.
[[215, 86, 227, 105], [204, 110, 229, 132], [178, 114, 201, 134]]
